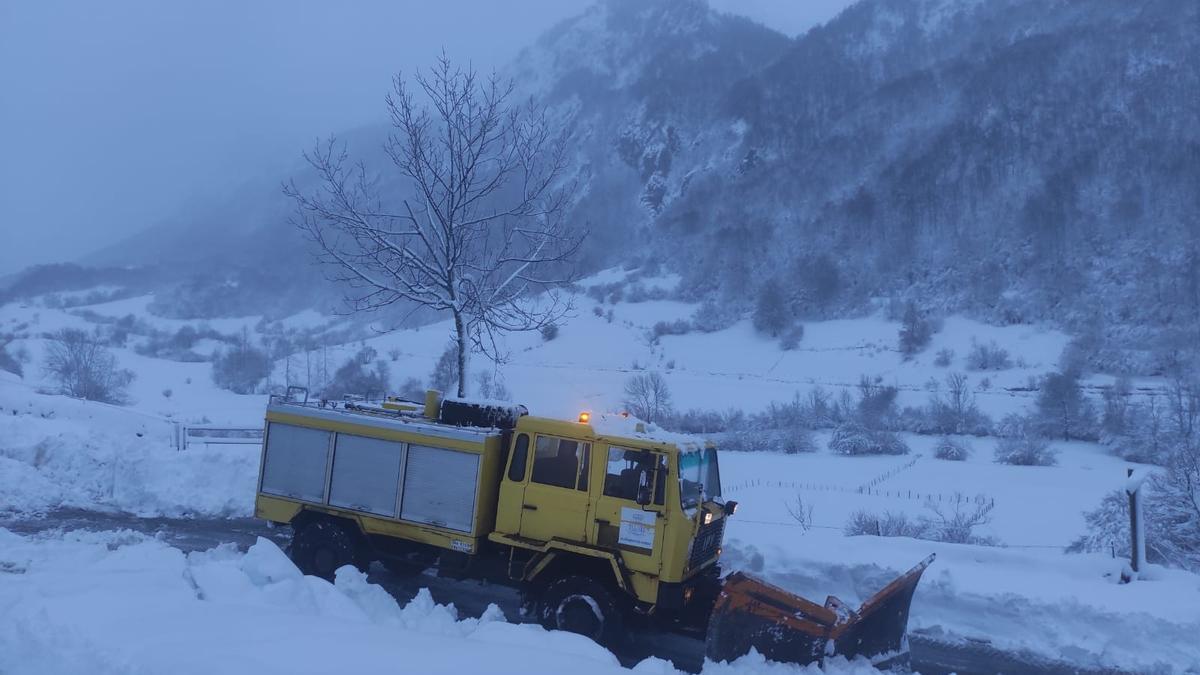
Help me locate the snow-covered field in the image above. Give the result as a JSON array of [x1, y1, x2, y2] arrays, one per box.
[[2, 269, 1199, 673]]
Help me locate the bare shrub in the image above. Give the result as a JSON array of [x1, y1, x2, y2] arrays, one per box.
[[474, 371, 511, 401], [845, 500, 994, 545], [540, 323, 560, 342], [43, 328, 135, 404], [785, 493, 814, 531], [933, 348, 955, 367], [929, 372, 990, 434], [966, 339, 1013, 371], [844, 510, 928, 538], [623, 371, 673, 423], [923, 498, 995, 545]]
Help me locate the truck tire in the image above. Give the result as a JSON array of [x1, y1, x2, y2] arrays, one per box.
[[291, 519, 363, 581], [536, 575, 624, 648]]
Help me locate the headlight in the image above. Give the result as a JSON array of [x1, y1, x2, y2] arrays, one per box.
[[703, 511, 714, 525]]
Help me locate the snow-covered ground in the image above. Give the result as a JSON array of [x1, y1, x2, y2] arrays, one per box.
[[2, 268, 1199, 673], [0, 529, 879, 675]]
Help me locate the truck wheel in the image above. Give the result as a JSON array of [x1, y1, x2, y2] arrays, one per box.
[[291, 519, 362, 581], [536, 575, 624, 647]]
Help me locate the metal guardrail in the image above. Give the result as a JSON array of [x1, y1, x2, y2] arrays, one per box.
[[174, 424, 263, 451]]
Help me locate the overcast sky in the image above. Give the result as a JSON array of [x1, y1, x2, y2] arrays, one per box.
[[0, 0, 853, 275]]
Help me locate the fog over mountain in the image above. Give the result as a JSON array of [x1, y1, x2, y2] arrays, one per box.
[[5, 0, 1199, 371]]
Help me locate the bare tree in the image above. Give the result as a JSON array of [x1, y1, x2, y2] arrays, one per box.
[[43, 328, 135, 404], [286, 53, 582, 397], [785, 493, 814, 532], [623, 372, 673, 424]]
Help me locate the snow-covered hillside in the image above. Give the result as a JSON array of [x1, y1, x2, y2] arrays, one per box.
[[2, 269, 1198, 672]]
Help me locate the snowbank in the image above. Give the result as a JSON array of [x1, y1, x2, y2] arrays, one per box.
[[0, 529, 878, 675], [0, 389, 257, 517]]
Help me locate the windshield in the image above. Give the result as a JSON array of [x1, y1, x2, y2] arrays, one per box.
[[678, 446, 721, 510]]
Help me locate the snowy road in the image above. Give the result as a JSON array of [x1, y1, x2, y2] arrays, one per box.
[[0, 510, 1133, 675]]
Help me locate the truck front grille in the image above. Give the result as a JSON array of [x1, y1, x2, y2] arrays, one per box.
[[689, 516, 725, 568]]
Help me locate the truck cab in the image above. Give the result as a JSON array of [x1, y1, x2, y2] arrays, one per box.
[[489, 413, 732, 636]]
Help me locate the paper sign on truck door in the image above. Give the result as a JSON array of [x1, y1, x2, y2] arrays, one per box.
[[618, 506, 657, 550]]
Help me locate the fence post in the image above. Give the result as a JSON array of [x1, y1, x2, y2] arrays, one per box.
[[1124, 467, 1148, 582]]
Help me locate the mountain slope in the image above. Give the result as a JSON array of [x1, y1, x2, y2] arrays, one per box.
[[55, 0, 1200, 375]]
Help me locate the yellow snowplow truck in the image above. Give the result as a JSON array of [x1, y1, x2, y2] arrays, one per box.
[[253, 390, 932, 668]]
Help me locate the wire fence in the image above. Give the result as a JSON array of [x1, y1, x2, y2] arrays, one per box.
[[724, 476, 996, 509]]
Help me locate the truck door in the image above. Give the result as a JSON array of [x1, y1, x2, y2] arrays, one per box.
[[592, 446, 667, 574], [518, 434, 592, 543]]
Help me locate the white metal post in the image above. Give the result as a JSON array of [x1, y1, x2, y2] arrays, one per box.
[[1125, 467, 1147, 580]]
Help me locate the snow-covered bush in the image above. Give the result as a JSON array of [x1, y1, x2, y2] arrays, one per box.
[[428, 345, 460, 394], [993, 414, 1058, 466], [650, 319, 692, 341], [933, 348, 955, 367], [211, 336, 271, 395], [898, 302, 934, 358], [752, 279, 790, 338], [43, 328, 135, 404], [323, 347, 390, 400], [1035, 370, 1097, 441], [473, 371, 510, 401], [0, 337, 21, 377], [539, 323, 559, 342], [927, 372, 991, 435], [966, 339, 1013, 371], [829, 422, 910, 456], [934, 436, 971, 461], [855, 375, 899, 429], [690, 297, 740, 333], [1070, 442, 1200, 572], [663, 408, 733, 434], [720, 427, 773, 453], [780, 323, 804, 350], [396, 377, 425, 402]]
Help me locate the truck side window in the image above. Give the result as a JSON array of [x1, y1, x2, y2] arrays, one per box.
[[531, 436, 590, 490], [603, 448, 665, 505], [507, 433, 530, 482]]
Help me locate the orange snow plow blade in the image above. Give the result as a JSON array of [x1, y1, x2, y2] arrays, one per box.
[[705, 555, 935, 668]]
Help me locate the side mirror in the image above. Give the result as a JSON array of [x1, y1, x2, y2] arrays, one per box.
[[722, 500, 738, 516]]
